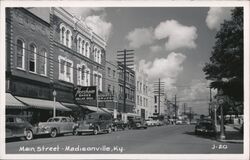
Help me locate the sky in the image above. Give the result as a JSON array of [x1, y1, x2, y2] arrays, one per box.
[[64, 7, 234, 115]]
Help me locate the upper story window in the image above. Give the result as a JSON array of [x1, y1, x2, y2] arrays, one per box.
[[77, 37, 81, 53], [29, 43, 37, 73], [60, 24, 72, 48], [77, 63, 90, 86], [107, 67, 111, 76], [77, 34, 89, 57], [93, 71, 102, 91], [58, 56, 73, 83], [82, 40, 85, 56], [85, 42, 90, 58], [97, 50, 101, 64], [40, 49, 47, 76], [93, 46, 101, 64], [16, 39, 25, 69], [113, 70, 116, 78]]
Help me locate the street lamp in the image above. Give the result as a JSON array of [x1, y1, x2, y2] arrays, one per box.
[[219, 98, 226, 140], [53, 90, 57, 117]]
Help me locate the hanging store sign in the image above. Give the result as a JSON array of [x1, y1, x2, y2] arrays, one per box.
[[98, 95, 114, 101], [74, 86, 97, 101]]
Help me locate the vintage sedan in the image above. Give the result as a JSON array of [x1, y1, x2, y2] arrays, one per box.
[[112, 119, 127, 131], [37, 116, 76, 138], [127, 117, 147, 129], [6, 115, 36, 140], [73, 112, 113, 135], [195, 121, 216, 136]]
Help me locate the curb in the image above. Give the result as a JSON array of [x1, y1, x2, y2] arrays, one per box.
[[217, 139, 243, 144]]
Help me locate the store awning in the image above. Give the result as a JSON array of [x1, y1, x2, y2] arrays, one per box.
[[100, 108, 113, 114], [5, 93, 27, 109], [127, 112, 139, 117], [61, 102, 80, 110], [15, 96, 71, 111], [80, 105, 105, 113]]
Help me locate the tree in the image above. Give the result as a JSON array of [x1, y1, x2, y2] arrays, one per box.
[[203, 8, 243, 104]]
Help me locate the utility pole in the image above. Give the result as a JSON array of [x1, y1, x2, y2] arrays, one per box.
[[174, 95, 177, 123], [154, 79, 164, 116], [209, 87, 212, 116], [184, 103, 186, 115], [117, 49, 134, 115], [189, 107, 192, 123]]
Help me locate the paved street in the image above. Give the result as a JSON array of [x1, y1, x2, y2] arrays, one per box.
[[6, 125, 243, 154]]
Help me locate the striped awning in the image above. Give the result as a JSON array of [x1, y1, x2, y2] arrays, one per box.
[[61, 102, 80, 109], [15, 96, 71, 111], [80, 105, 105, 113], [100, 108, 113, 114], [127, 112, 139, 117], [5, 93, 27, 109]]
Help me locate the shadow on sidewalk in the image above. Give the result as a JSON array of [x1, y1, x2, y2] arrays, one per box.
[[183, 131, 217, 141], [224, 131, 243, 140]]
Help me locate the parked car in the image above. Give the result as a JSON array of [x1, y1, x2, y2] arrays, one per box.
[[155, 120, 164, 126], [37, 116, 76, 138], [176, 120, 183, 125], [195, 121, 215, 136], [112, 119, 127, 131], [127, 117, 147, 129], [145, 119, 155, 126], [6, 115, 36, 140], [182, 120, 190, 125], [73, 112, 113, 135]]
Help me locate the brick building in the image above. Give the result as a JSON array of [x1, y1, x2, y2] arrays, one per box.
[[117, 63, 136, 121], [5, 7, 107, 123], [51, 8, 106, 104]]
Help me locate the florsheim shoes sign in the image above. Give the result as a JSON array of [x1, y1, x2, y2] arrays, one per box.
[[74, 86, 97, 105]]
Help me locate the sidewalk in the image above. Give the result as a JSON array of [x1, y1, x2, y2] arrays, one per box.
[[215, 124, 243, 143]]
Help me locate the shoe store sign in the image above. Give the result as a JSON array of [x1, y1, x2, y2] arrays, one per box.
[[74, 86, 97, 102]]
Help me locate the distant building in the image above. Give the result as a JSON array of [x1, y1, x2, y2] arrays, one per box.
[[101, 60, 119, 117], [117, 63, 136, 122], [147, 84, 155, 117], [135, 67, 150, 119]]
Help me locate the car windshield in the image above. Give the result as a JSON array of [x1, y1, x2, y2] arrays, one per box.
[[16, 117, 24, 123], [198, 122, 213, 128], [48, 118, 60, 122]]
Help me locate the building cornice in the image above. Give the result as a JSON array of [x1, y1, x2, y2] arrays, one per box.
[[53, 7, 106, 49]]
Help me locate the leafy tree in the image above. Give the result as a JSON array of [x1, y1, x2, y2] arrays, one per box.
[[203, 8, 243, 105]]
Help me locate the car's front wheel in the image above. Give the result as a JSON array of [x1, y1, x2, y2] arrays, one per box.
[[73, 129, 79, 136], [25, 129, 33, 140], [93, 128, 98, 135], [50, 128, 58, 138]]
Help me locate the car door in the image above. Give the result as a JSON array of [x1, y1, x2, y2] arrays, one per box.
[[60, 118, 68, 133], [14, 117, 26, 136], [98, 115, 104, 130], [65, 118, 74, 132], [6, 117, 14, 138]]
